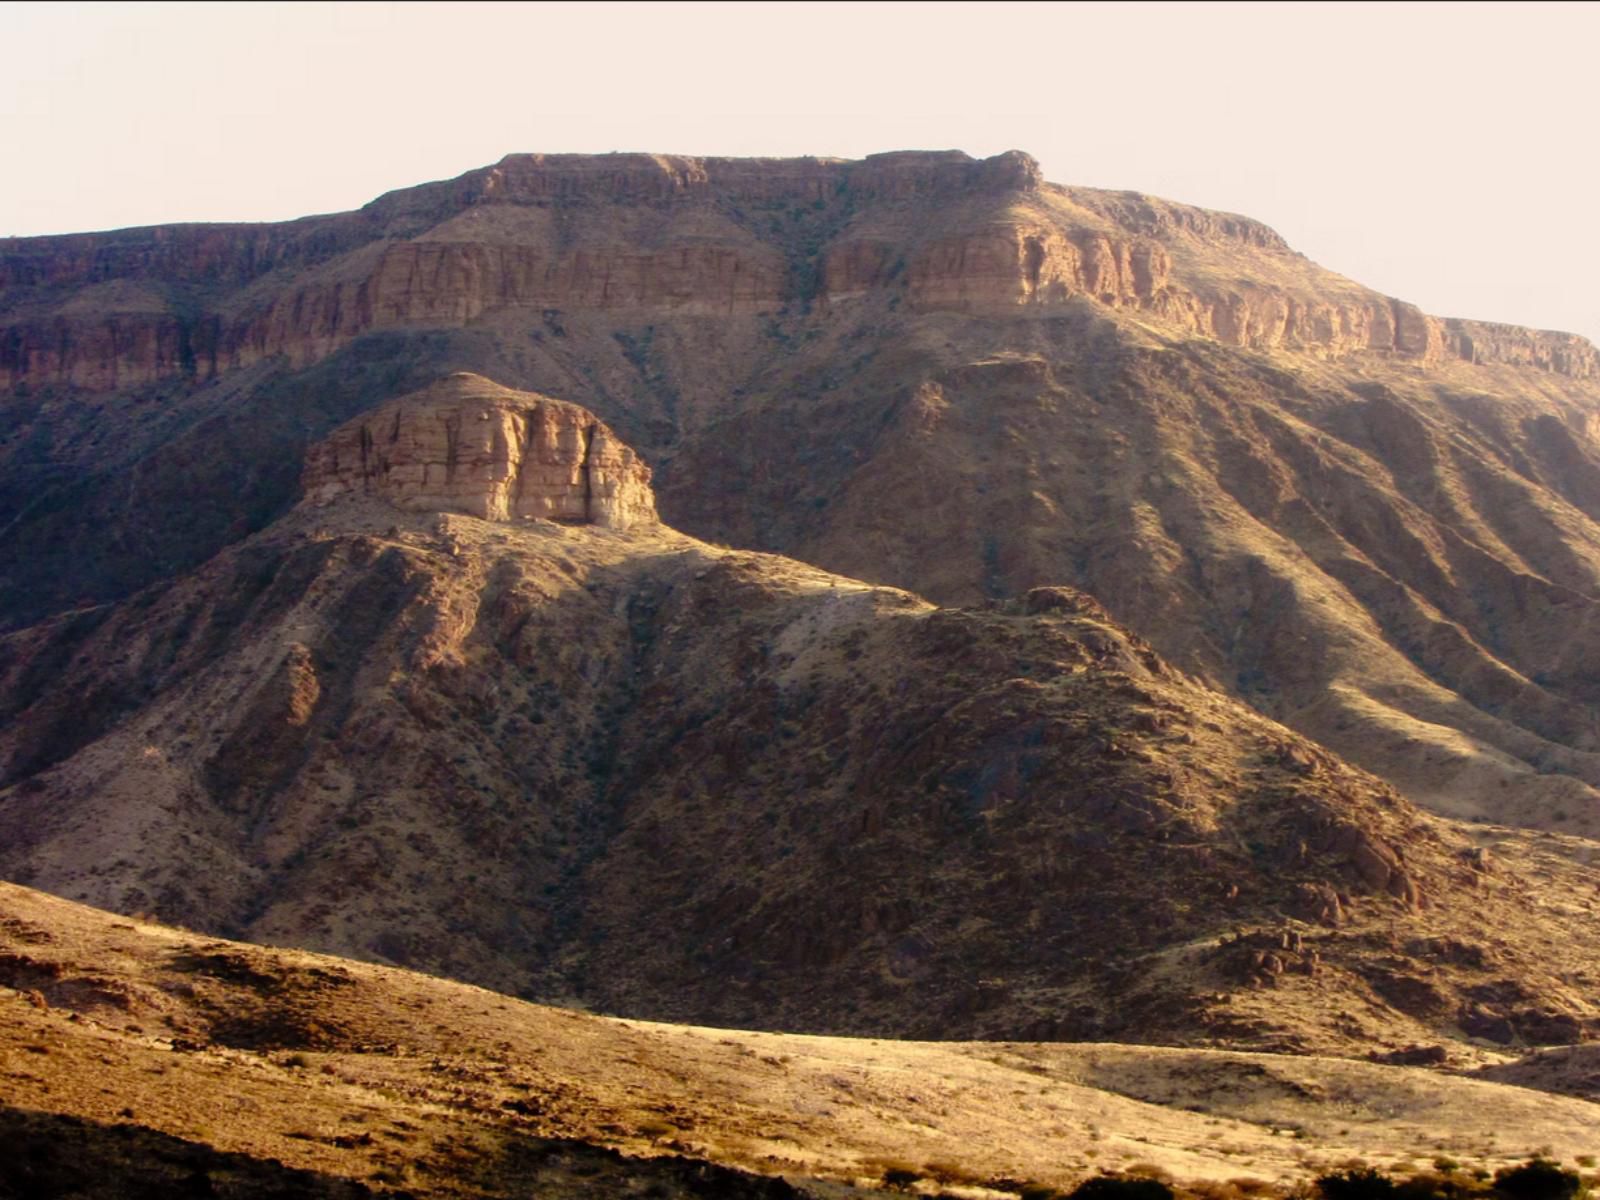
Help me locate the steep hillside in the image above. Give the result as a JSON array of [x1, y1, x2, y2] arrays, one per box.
[[3, 151, 1600, 834], [4, 377, 1600, 1057]]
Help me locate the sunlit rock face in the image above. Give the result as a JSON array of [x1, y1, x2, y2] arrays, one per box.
[[302, 373, 656, 529]]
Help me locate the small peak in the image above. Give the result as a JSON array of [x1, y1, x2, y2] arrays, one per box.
[[302, 376, 656, 530], [431, 370, 507, 394], [991, 149, 1044, 186]]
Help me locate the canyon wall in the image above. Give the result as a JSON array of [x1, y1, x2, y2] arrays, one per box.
[[3, 150, 1593, 391]]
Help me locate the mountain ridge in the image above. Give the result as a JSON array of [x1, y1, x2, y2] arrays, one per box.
[[7, 150, 1600, 840], [5, 378, 1600, 1058], [3, 150, 1592, 394], [7, 157, 1600, 1056]]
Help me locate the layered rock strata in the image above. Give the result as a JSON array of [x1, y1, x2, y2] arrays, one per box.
[[6, 152, 1600, 845], [3, 150, 1593, 390], [302, 373, 656, 529]]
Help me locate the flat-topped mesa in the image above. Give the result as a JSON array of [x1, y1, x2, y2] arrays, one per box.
[[4, 149, 1596, 390], [302, 374, 657, 530], [0, 151, 1042, 290], [372, 148, 1043, 213]]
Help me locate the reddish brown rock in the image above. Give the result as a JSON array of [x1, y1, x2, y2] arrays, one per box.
[[5, 149, 1594, 392], [1327, 823, 1423, 908], [302, 374, 656, 529]]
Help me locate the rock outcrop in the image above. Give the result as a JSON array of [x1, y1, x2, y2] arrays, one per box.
[[303, 374, 656, 529], [4, 149, 1594, 391], [826, 223, 1462, 367]]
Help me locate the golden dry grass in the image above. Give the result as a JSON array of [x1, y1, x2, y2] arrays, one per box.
[[4, 882, 1599, 1197]]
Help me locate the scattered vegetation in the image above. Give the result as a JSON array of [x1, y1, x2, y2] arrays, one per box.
[[1493, 1160, 1584, 1200], [1316, 1168, 1398, 1200], [886, 1161, 1592, 1200], [881, 1165, 920, 1190], [1299, 1158, 1587, 1200], [1070, 1177, 1176, 1200], [1000, 1173, 1179, 1200]]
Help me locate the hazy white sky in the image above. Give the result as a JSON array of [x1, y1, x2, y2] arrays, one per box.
[[4, 1, 1597, 342]]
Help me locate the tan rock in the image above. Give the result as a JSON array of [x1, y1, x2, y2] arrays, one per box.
[[302, 374, 656, 529], [6, 149, 1594, 391]]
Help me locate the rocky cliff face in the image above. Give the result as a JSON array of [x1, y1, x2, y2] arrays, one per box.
[[303, 374, 656, 529], [3, 150, 1592, 392], [7, 150, 1600, 853], [0, 151, 1043, 388], [826, 221, 1462, 367]]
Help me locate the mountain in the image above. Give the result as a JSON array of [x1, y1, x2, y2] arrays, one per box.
[[4, 374, 1600, 1059], [5, 880, 1599, 1198], [5, 150, 1600, 841]]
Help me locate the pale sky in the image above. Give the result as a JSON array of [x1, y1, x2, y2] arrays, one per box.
[[4, 1, 1597, 342]]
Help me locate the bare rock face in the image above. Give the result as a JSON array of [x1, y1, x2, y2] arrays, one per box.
[[5, 149, 1594, 392], [302, 374, 656, 529]]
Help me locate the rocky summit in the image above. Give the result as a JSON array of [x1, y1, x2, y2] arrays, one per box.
[[6, 149, 1600, 1194], [2, 150, 1589, 388], [303, 373, 657, 528]]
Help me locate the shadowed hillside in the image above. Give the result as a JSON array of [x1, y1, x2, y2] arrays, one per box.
[[4, 152, 1600, 834], [4, 379, 1600, 1057]]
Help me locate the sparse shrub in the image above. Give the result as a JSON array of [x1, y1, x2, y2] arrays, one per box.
[[922, 1161, 985, 1187], [1396, 1171, 1463, 1200], [1125, 1165, 1174, 1184], [882, 1166, 920, 1190], [1493, 1159, 1582, 1200], [1190, 1182, 1261, 1200], [1317, 1168, 1398, 1200], [1069, 1175, 1176, 1200]]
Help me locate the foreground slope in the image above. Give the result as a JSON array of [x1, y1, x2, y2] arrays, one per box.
[[5, 881, 1600, 1199], [5, 377, 1600, 1056], [3, 151, 1600, 833]]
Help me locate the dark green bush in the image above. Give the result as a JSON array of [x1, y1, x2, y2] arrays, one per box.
[[1396, 1171, 1470, 1200], [1069, 1176, 1175, 1200], [1317, 1169, 1399, 1200], [1493, 1160, 1582, 1200]]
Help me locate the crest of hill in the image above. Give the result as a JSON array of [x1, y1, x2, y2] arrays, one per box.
[[2, 149, 1591, 392], [5, 152, 1600, 879], [302, 373, 656, 529]]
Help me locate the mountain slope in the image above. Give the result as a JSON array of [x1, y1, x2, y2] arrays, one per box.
[[4, 377, 1600, 1057], [3, 151, 1599, 835]]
